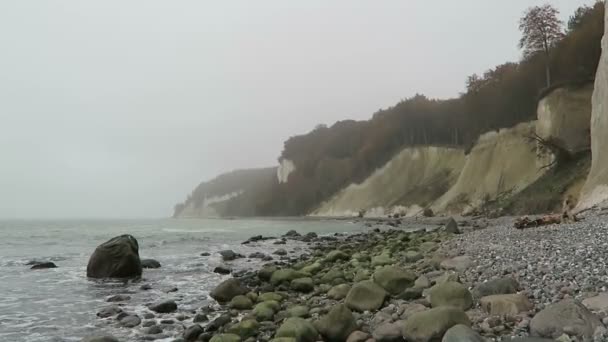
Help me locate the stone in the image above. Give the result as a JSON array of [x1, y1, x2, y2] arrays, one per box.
[[405, 251, 423, 263], [326, 250, 350, 262], [414, 275, 431, 289], [274, 248, 288, 256], [106, 294, 130, 302], [371, 254, 394, 267], [86, 234, 142, 278], [271, 269, 308, 285], [321, 269, 345, 284], [141, 258, 161, 269], [97, 305, 122, 318], [183, 324, 204, 341], [316, 304, 358, 342], [479, 294, 532, 316], [402, 307, 471, 342], [81, 336, 119, 342], [253, 302, 278, 321], [373, 266, 417, 295], [194, 313, 209, 323], [354, 269, 371, 282], [345, 280, 387, 312], [441, 324, 485, 342], [209, 334, 241, 342], [119, 314, 141, 328], [291, 277, 314, 293], [214, 266, 232, 275], [346, 331, 370, 342], [276, 317, 318, 342], [582, 293, 608, 311], [473, 277, 519, 298], [287, 305, 310, 318], [230, 295, 254, 310], [258, 292, 284, 302], [328, 284, 351, 300], [530, 299, 602, 339], [445, 218, 461, 234], [284, 230, 300, 237], [227, 319, 259, 339], [205, 314, 232, 332], [372, 321, 403, 342], [147, 325, 162, 334], [210, 278, 248, 303], [398, 287, 423, 300], [440, 256, 473, 272], [259, 266, 278, 281], [429, 281, 473, 311], [30, 262, 57, 269], [150, 300, 178, 313], [219, 250, 241, 261]]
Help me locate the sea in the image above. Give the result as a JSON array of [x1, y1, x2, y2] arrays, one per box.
[[0, 218, 366, 342]]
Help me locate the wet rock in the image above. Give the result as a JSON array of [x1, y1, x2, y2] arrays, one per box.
[[316, 304, 358, 342], [106, 294, 131, 302], [479, 294, 532, 316], [345, 280, 387, 312], [227, 319, 259, 339], [287, 305, 310, 318], [258, 292, 284, 302], [283, 230, 301, 238], [441, 324, 485, 342], [141, 258, 161, 269], [140, 284, 152, 291], [473, 277, 519, 298], [373, 266, 416, 295], [325, 250, 350, 262], [440, 256, 473, 272], [328, 284, 351, 300], [445, 218, 461, 234], [371, 254, 394, 267], [530, 299, 602, 339], [270, 269, 307, 285], [429, 281, 473, 311], [248, 252, 267, 259], [291, 277, 314, 293], [582, 293, 608, 311], [274, 248, 288, 256], [182, 324, 204, 341], [405, 251, 423, 263], [194, 313, 209, 323], [346, 331, 370, 342], [30, 262, 57, 269], [142, 320, 156, 327], [205, 314, 232, 332], [253, 301, 279, 321], [219, 250, 243, 261], [414, 275, 431, 289], [200, 252, 211, 256], [146, 325, 163, 334], [372, 321, 403, 342], [209, 334, 241, 342], [150, 300, 178, 313], [229, 295, 253, 310], [81, 336, 119, 342], [214, 266, 232, 275], [276, 317, 318, 342], [402, 306, 471, 342], [119, 314, 141, 328], [258, 266, 278, 281], [86, 234, 142, 278], [164, 287, 178, 293], [97, 305, 123, 318], [210, 278, 248, 303], [398, 287, 423, 300]]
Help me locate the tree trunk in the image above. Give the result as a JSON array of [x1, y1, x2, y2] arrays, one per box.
[[545, 62, 551, 88]]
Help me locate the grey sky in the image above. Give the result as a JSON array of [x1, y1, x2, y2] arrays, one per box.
[[0, 0, 593, 219]]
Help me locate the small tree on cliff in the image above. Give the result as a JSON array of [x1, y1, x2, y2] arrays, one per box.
[[519, 4, 565, 87]]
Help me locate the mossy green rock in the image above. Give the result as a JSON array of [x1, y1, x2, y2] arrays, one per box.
[[259, 266, 278, 281], [345, 280, 387, 312], [301, 263, 323, 275], [420, 241, 438, 252], [291, 278, 314, 293], [325, 250, 350, 262], [229, 295, 253, 310], [258, 292, 284, 302], [405, 251, 423, 263], [210, 278, 248, 303], [246, 292, 258, 302], [270, 339, 297, 342], [398, 287, 423, 300], [209, 334, 241, 342], [429, 281, 473, 311], [287, 305, 310, 318], [352, 253, 371, 262], [316, 304, 358, 342], [327, 284, 351, 300], [276, 317, 318, 342], [442, 324, 485, 342], [373, 266, 417, 295], [371, 254, 394, 267], [354, 269, 371, 282], [271, 269, 308, 285], [320, 269, 344, 284], [227, 319, 259, 339], [253, 301, 280, 321], [402, 307, 470, 342]]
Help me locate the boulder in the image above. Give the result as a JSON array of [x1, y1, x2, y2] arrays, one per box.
[[81, 336, 119, 342], [183, 324, 204, 341], [320, 269, 345, 284], [259, 266, 278, 281], [401, 307, 471, 342], [479, 294, 532, 316], [405, 251, 423, 263], [119, 314, 141, 328], [30, 262, 57, 269], [227, 319, 259, 339], [150, 300, 177, 313], [398, 287, 423, 300], [325, 250, 350, 262], [414, 275, 431, 289], [346, 331, 370, 342], [253, 301, 279, 321], [441, 324, 485, 342], [530, 299, 602, 339], [316, 304, 358, 342], [582, 293, 608, 311], [445, 218, 461, 234], [229, 295, 253, 310], [97, 305, 122, 318], [372, 321, 403, 342], [274, 248, 288, 256], [214, 266, 232, 275], [429, 282, 473, 311], [107, 294, 130, 302], [291, 277, 314, 293], [86, 235, 142, 278], [210, 278, 248, 303], [373, 266, 417, 295], [345, 280, 387, 312], [287, 305, 310, 318], [371, 254, 394, 267], [473, 277, 519, 298], [141, 259, 161, 269], [209, 334, 241, 342], [258, 292, 284, 302], [440, 256, 473, 272], [205, 314, 232, 332], [271, 269, 307, 285], [284, 230, 301, 237], [276, 317, 318, 342], [327, 284, 351, 300], [219, 250, 242, 261]]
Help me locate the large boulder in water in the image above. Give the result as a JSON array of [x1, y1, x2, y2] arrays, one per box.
[[86, 235, 142, 279]]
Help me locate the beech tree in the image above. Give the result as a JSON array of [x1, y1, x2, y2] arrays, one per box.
[[519, 4, 565, 87]]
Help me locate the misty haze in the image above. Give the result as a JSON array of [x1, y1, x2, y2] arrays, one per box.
[[3, 1, 608, 341]]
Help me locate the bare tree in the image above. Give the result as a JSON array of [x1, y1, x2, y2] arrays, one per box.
[[519, 4, 565, 87]]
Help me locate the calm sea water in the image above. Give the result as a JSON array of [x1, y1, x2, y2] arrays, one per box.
[[0, 218, 364, 342]]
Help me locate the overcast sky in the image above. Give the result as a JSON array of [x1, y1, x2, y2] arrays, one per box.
[[0, 0, 594, 219]]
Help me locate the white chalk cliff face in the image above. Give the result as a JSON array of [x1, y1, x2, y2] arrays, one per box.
[[176, 191, 243, 218], [277, 159, 295, 184], [580, 2, 608, 209]]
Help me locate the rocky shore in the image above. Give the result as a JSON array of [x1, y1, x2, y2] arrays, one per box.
[[84, 210, 608, 342]]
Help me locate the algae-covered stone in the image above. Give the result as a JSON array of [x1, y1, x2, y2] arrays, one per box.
[[405, 251, 423, 263], [402, 307, 471, 342], [271, 269, 308, 285], [354, 269, 371, 282], [276, 317, 318, 342], [253, 301, 280, 321], [373, 266, 417, 295], [259, 266, 278, 281], [227, 319, 259, 339], [414, 275, 431, 289], [419, 241, 438, 253], [230, 295, 253, 310], [320, 269, 345, 284], [287, 305, 310, 318], [442, 324, 485, 342], [210, 278, 248, 303], [301, 263, 323, 275], [345, 280, 387, 312], [316, 304, 358, 342], [327, 284, 351, 300], [325, 250, 350, 262], [371, 254, 394, 267], [271, 339, 297, 342], [398, 287, 423, 300], [429, 281, 473, 311], [209, 334, 241, 342], [258, 292, 284, 302], [291, 278, 314, 293]]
